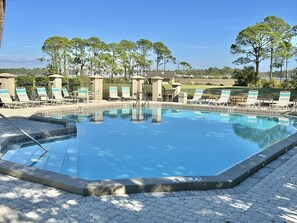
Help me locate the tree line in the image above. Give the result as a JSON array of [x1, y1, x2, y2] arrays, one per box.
[[0, 66, 231, 79], [40, 37, 192, 78], [0, 67, 43, 75]]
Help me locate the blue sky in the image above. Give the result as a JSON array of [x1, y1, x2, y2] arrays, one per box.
[[0, 0, 296, 71]]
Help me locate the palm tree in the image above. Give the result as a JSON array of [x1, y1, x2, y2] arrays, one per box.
[[0, 0, 6, 48]]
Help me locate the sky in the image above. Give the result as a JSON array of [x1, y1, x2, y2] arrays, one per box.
[[0, 0, 297, 71]]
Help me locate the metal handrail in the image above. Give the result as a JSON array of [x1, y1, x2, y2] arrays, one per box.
[[141, 90, 150, 108], [132, 91, 141, 108], [0, 113, 48, 152]]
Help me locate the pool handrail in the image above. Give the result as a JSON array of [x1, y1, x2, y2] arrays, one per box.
[[0, 113, 48, 153]]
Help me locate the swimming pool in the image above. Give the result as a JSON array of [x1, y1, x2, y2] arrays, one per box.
[[2, 108, 296, 181]]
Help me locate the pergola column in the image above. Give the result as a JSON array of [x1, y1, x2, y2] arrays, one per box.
[[131, 76, 145, 100], [89, 75, 104, 100], [151, 76, 163, 101], [0, 73, 17, 98], [48, 74, 64, 89]]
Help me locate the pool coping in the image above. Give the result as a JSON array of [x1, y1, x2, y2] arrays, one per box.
[[0, 102, 296, 196]]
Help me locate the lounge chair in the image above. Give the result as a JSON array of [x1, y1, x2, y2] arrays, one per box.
[[62, 88, 75, 99], [210, 90, 231, 106], [187, 89, 203, 104], [16, 87, 44, 107], [237, 90, 259, 107], [121, 86, 134, 100], [36, 87, 63, 105], [51, 88, 77, 103], [108, 86, 120, 101], [76, 88, 91, 102], [270, 91, 291, 109], [0, 89, 28, 108]]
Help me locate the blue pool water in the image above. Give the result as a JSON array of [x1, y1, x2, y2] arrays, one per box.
[[2, 108, 296, 180]]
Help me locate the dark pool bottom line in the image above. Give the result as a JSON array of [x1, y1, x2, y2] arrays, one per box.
[[1, 131, 297, 196]]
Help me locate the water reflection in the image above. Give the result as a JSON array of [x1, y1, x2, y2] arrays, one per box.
[[90, 111, 104, 123], [59, 109, 296, 150], [131, 108, 145, 123], [152, 108, 162, 123], [232, 122, 292, 148]]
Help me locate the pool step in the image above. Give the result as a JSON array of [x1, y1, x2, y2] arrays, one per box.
[[8, 146, 38, 165], [61, 141, 79, 178], [43, 140, 68, 173]]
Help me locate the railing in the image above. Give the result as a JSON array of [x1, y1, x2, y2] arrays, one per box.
[[132, 90, 150, 108], [142, 90, 150, 108], [132, 91, 141, 108], [0, 113, 48, 153]]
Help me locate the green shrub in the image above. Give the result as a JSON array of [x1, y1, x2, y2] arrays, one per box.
[[104, 78, 130, 84], [35, 76, 49, 87], [233, 66, 257, 86], [290, 69, 297, 89], [259, 79, 268, 87], [260, 79, 280, 88], [68, 76, 90, 91], [16, 75, 35, 96], [281, 80, 293, 90]]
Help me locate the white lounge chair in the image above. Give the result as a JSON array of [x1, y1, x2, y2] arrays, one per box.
[[36, 87, 63, 105], [52, 88, 77, 103], [270, 91, 291, 109], [187, 89, 203, 104], [121, 86, 134, 100], [16, 87, 43, 107], [0, 89, 28, 108], [237, 90, 259, 107], [62, 88, 75, 99], [108, 86, 120, 101], [210, 90, 231, 106], [76, 88, 90, 102]]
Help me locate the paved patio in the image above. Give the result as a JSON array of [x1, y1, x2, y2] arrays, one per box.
[[0, 106, 297, 222]]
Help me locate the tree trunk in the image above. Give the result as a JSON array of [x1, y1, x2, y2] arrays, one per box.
[[90, 61, 93, 76], [285, 58, 288, 80], [255, 58, 260, 80], [124, 66, 127, 79], [269, 48, 273, 80], [0, 0, 6, 48]]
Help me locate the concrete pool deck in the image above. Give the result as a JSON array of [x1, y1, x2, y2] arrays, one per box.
[[0, 103, 297, 222]]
